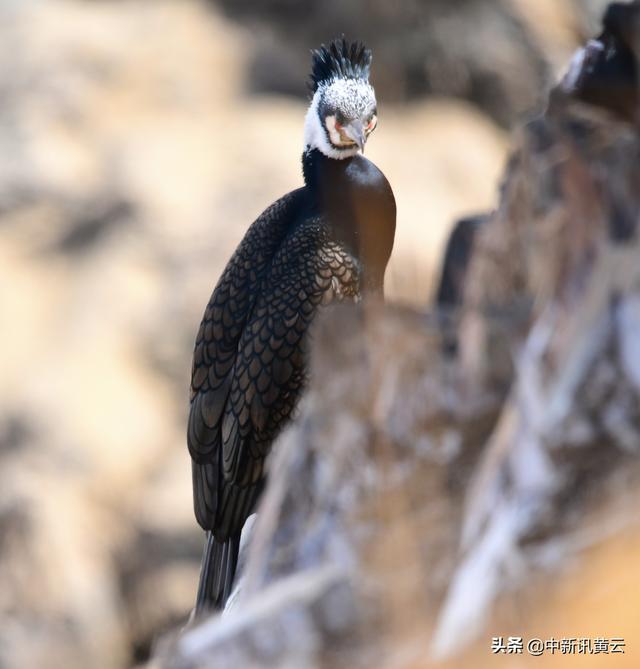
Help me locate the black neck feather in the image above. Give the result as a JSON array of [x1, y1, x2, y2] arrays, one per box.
[[300, 148, 396, 295], [301, 148, 323, 195]]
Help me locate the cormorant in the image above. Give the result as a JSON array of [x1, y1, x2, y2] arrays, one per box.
[[188, 38, 396, 613], [562, 1, 639, 123]]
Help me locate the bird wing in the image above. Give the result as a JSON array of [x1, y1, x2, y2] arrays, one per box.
[[188, 190, 303, 533], [192, 218, 359, 538], [188, 189, 304, 464]]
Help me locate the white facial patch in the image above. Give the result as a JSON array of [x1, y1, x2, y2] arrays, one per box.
[[303, 78, 377, 160], [304, 90, 359, 159], [324, 114, 349, 147]]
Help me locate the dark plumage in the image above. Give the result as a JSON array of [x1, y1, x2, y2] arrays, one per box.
[[562, 1, 640, 123], [309, 38, 372, 93], [436, 214, 487, 310], [188, 39, 395, 613]]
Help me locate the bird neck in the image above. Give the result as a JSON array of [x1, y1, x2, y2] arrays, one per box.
[[302, 147, 351, 202], [302, 147, 323, 194], [301, 146, 395, 296]]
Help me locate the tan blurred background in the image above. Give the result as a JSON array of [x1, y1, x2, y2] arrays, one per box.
[[0, 1, 612, 667]]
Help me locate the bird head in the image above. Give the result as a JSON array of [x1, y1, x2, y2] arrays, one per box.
[[304, 39, 377, 159]]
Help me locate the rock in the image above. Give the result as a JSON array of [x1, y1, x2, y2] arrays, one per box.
[[154, 304, 498, 669], [152, 3, 640, 666], [0, 1, 507, 667]]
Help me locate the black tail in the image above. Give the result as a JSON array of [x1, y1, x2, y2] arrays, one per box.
[[195, 532, 241, 614], [436, 214, 487, 310]]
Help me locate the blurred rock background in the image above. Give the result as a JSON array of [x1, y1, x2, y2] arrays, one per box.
[[0, 1, 614, 668]]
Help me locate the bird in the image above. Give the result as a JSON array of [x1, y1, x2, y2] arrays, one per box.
[[187, 38, 396, 614], [561, 1, 639, 123]]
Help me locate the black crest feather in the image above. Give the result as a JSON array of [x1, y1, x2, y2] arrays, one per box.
[[309, 38, 372, 93]]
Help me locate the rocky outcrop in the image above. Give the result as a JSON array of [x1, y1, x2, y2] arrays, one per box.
[[0, 2, 507, 668], [153, 4, 640, 667], [5, 1, 639, 668]]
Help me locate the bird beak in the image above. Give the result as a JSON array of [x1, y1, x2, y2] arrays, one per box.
[[345, 120, 366, 153]]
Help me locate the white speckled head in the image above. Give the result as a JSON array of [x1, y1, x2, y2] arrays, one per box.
[[304, 79, 377, 159], [304, 39, 378, 159]]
